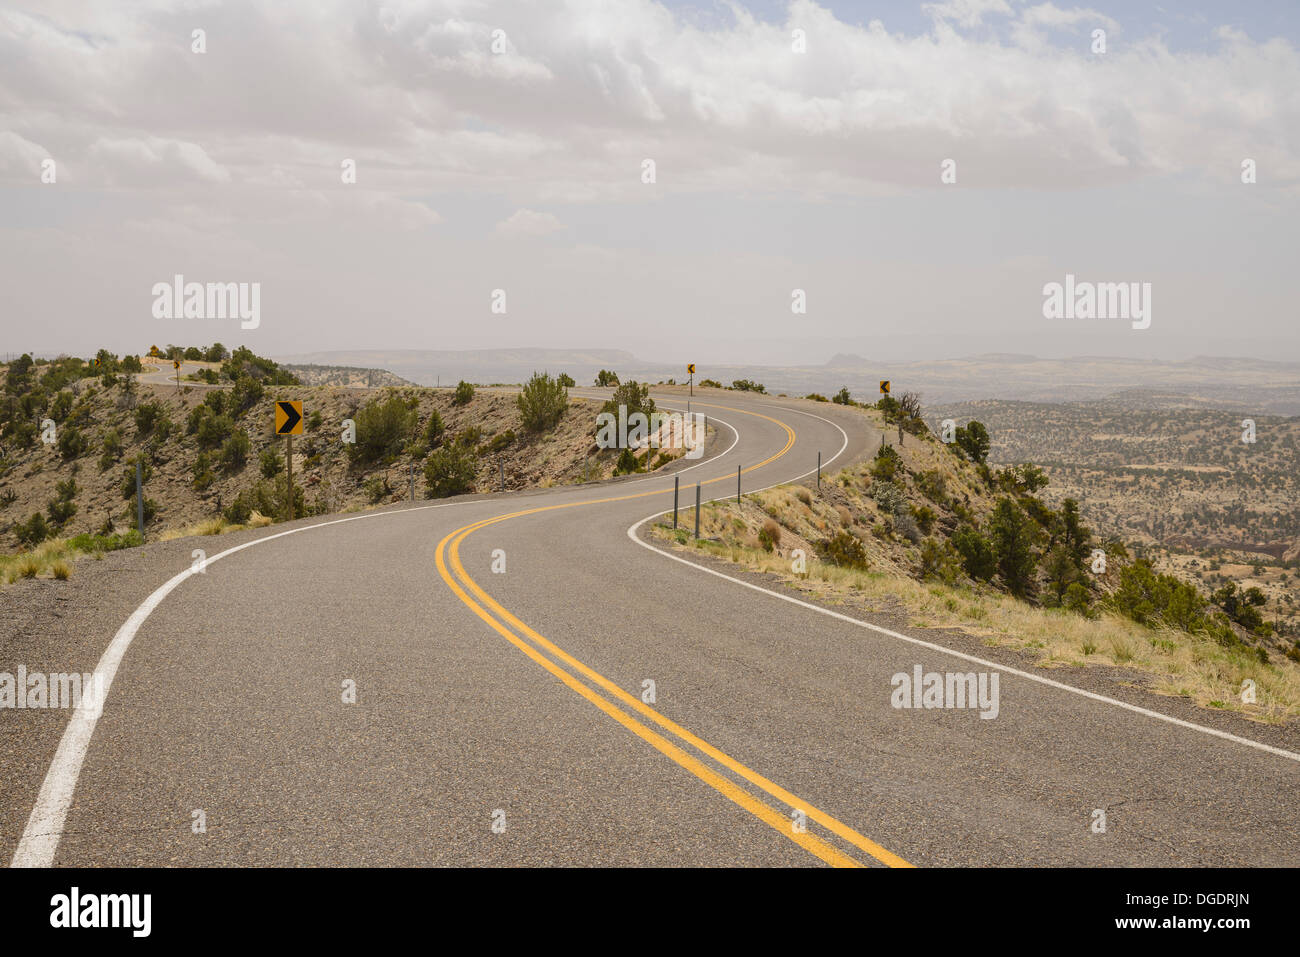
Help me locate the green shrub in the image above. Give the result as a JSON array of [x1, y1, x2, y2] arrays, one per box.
[[954, 421, 991, 464], [517, 372, 568, 432], [425, 444, 477, 498], [1109, 560, 1209, 632], [192, 451, 215, 490], [870, 444, 903, 482], [46, 478, 78, 528], [219, 429, 251, 471], [613, 448, 642, 475], [820, 530, 869, 569], [731, 379, 766, 393], [364, 474, 392, 504], [99, 429, 124, 471], [919, 537, 962, 584], [917, 469, 947, 503], [557, 373, 575, 388], [832, 386, 852, 405], [1063, 582, 1093, 616], [222, 494, 252, 525], [57, 425, 88, 459], [911, 504, 936, 534], [14, 512, 51, 547], [869, 479, 906, 517], [952, 524, 996, 581], [989, 497, 1040, 598], [229, 375, 264, 415], [259, 445, 283, 478], [423, 408, 445, 448], [347, 395, 417, 466], [134, 400, 165, 435], [602, 381, 655, 419], [220, 346, 298, 385], [453, 381, 475, 405], [485, 430, 515, 454], [65, 530, 142, 552], [594, 369, 620, 387], [805, 393, 829, 402], [196, 413, 236, 450], [759, 519, 781, 552]]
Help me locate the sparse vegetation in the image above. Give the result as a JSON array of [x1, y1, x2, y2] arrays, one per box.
[[425, 442, 477, 498], [517, 371, 568, 433]]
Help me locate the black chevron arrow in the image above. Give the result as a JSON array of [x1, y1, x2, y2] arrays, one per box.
[[277, 401, 302, 434]]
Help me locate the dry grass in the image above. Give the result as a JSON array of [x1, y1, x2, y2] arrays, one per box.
[[159, 511, 273, 542], [655, 526, 1300, 725], [1, 539, 86, 583]]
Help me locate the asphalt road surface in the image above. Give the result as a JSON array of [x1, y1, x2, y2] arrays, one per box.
[[3, 389, 1297, 867]]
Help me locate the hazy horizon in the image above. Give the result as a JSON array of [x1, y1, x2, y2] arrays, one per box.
[[3, 1, 1297, 362]]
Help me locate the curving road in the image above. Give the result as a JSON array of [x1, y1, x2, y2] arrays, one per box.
[[4, 389, 1298, 867]]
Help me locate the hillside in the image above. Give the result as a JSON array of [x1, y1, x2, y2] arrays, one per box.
[[928, 395, 1300, 637], [282, 364, 418, 389], [652, 400, 1300, 723], [0, 352, 679, 578]]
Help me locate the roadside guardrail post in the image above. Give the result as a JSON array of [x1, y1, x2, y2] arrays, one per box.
[[694, 482, 701, 539], [673, 475, 679, 529], [136, 460, 144, 539], [817, 451, 821, 490], [736, 464, 741, 503]]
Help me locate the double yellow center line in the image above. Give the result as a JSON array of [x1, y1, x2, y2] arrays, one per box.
[[434, 404, 912, 868]]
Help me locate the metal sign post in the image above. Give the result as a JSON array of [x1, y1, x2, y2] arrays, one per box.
[[285, 433, 293, 522], [275, 402, 304, 523], [135, 460, 144, 537]]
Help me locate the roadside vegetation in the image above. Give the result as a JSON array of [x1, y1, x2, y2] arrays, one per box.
[[0, 351, 633, 580], [654, 394, 1300, 724]]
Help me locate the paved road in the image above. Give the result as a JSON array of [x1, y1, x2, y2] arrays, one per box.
[[4, 389, 1298, 866], [134, 361, 221, 390]]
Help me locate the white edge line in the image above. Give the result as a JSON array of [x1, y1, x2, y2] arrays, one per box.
[[627, 406, 1300, 766], [11, 399, 741, 868], [10, 498, 480, 868]]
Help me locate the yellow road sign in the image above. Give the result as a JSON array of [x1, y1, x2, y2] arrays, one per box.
[[275, 401, 304, 435], [687, 363, 695, 375], [173, 359, 181, 369], [879, 380, 891, 395]]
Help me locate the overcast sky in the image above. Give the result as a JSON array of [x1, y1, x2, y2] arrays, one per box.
[[1, 0, 1297, 365]]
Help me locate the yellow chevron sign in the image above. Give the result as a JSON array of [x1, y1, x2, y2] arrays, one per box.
[[275, 401, 303, 435]]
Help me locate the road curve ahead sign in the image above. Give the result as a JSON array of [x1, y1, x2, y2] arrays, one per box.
[[275, 401, 303, 435]]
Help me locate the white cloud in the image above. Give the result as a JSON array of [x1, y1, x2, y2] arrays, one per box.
[[0, 0, 1293, 201], [0, 130, 48, 179], [494, 208, 565, 237], [86, 136, 231, 185]]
